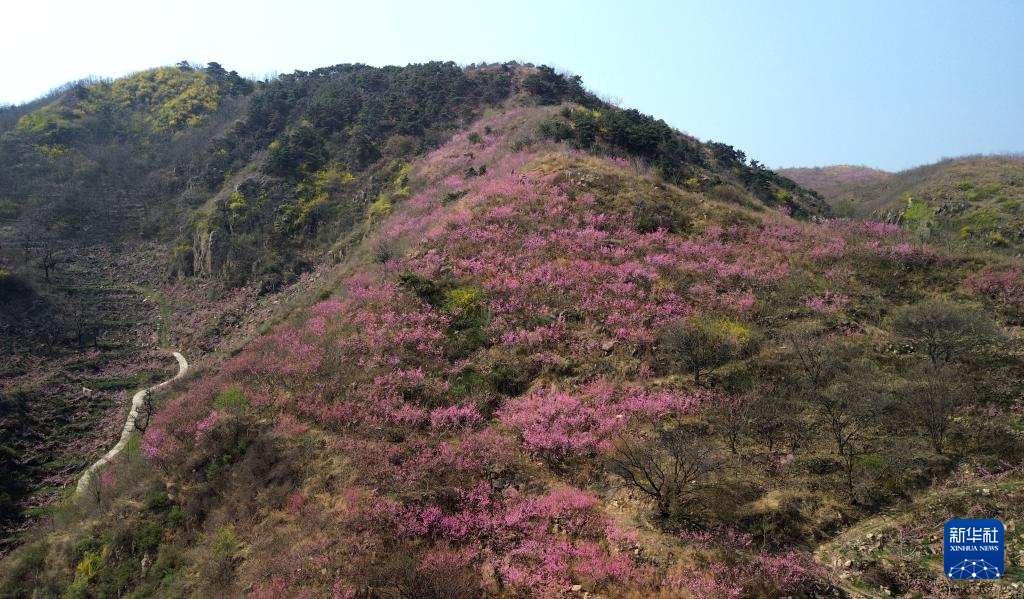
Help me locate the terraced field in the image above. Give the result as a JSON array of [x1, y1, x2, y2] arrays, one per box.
[[0, 243, 175, 551]]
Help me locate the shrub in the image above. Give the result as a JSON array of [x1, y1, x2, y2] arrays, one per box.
[[631, 196, 691, 234], [367, 194, 393, 224], [891, 300, 1002, 366], [499, 381, 706, 463], [969, 421, 1024, 465], [0, 541, 49, 595], [486, 362, 533, 397], [966, 268, 1023, 320], [134, 521, 165, 554], [901, 200, 936, 239], [65, 546, 108, 597], [958, 209, 999, 239], [442, 287, 490, 358], [150, 544, 187, 586], [805, 291, 850, 315], [0, 199, 20, 220], [609, 424, 719, 525], [213, 386, 248, 414], [657, 317, 745, 386], [368, 483, 639, 596], [200, 526, 239, 586]]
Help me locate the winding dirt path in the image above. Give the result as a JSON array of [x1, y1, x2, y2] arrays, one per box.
[[813, 478, 1024, 596], [76, 351, 188, 495]]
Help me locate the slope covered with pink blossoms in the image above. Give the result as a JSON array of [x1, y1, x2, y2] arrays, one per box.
[[120, 105, 1024, 598], [5, 77, 1022, 597]]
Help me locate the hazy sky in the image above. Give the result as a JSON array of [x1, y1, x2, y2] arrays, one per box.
[[2, 0, 1022, 171]]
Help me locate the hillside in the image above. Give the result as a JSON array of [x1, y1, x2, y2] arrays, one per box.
[[781, 156, 1024, 254], [0, 61, 548, 546], [778, 165, 892, 208], [0, 62, 827, 551], [0, 63, 1022, 598]]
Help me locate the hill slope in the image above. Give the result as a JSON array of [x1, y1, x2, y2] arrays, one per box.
[[0, 64, 1022, 598], [782, 156, 1024, 254], [0, 62, 828, 549], [778, 165, 893, 207]]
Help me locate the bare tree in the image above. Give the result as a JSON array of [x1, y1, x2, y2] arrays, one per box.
[[658, 318, 741, 387], [787, 331, 854, 393], [899, 364, 965, 454], [69, 302, 99, 349], [707, 393, 752, 455], [786, 333, 867, 454], [39, 246, 62, 283], [817, 379, 887, 499], [787, 333, 888, 499], [819, 377, 883, 454], [892, 300, 1001, 366], [748, 393, 798, 455], [39, 313, 67, 355], [609, 424, 719, 523]]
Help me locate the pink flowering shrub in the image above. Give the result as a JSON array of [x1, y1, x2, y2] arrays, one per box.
[[855, 221, 905, 238], [752, 551, 821, 593], [499, 390, 614, 459], [196, 278, 457, 435], [805, 291, 850, 315], [249, 578, 290, 599], [370, 483, 642, 597], [665, 561, 745, 598], [286, 491, 305, 514], [498, 380, 708, 461], [272, 414, 310, 438], [429, 404, 484, 431], [966, 268, 1023, 318], [336, 428, 516, 491], [193, 410, 221, 441], [243, 523, 364, 599], [807, 218, 939, 269], [141, 428, 167, 459], [679, 526, 752, 551], [142, 378, 234, 460]]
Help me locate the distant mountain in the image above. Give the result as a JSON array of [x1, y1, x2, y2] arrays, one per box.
[[782, 156, 1024, 253], [779, 164, 892, 207]]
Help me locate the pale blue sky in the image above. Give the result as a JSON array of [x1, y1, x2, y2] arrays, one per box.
[[2, 0, 1022, 171]]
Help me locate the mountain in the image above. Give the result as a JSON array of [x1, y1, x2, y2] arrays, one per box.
[[778, 165, 893, 207], [782, 156, 1024, 254], [1, 63, 1022, 598], [0, 62, 826, 552]]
